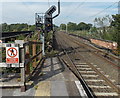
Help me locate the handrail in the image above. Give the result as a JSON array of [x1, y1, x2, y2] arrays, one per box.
[[23, 41, 42, 46], [25, 50, 42, 66]]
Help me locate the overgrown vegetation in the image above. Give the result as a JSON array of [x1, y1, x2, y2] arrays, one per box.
[[60, 14, 120, 44], [59, 14, 120, 55], [1, 23, 35, 32], [111, 14, 120, 49], [60, 22, 92, 31]]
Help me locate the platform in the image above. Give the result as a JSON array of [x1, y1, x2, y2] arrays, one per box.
[[34, 56, 87, 97]]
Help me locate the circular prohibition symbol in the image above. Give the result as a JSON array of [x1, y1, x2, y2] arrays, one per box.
[[7, 47, 18, 58]]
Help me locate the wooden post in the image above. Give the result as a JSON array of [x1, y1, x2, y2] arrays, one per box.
[[15, 40, 26, 92], [32, 40, 36, 68], [40, 44, 42, 60], [25, 45, 30, 75], [21, 67, 26, 92], [20, 46, 26, 92]]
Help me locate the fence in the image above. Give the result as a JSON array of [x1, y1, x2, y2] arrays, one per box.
[[0, 40, 43, 92]]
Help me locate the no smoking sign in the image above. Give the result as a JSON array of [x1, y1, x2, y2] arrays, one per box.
[[6, 47, 19, 64]]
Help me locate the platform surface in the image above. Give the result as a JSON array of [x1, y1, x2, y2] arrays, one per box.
[[0, 57, 87, 97], [34, 57, 87, 97]]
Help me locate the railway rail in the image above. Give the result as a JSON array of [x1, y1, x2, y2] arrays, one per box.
[[57, 37, 94, 98], [56, 31, 120, 97]]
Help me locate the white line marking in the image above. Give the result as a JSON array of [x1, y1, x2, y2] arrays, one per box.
[[75, 81, 88, 98]]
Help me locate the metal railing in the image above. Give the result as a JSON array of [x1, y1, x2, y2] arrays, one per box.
[[0, 40, 43, 92]]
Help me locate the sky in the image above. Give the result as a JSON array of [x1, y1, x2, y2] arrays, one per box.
[[0, 0, 119, 26]]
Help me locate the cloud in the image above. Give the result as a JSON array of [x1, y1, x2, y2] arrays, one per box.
[[1, 2, 118, 26], [54, 2, 118, 25], [2, 2, 49, 24]]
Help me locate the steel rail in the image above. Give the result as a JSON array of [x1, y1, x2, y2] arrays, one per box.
[[73, 48, 120, 94]]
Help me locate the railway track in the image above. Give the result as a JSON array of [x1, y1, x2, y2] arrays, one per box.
[[56, 31, 120, 97], [69, 34, 120, 66]]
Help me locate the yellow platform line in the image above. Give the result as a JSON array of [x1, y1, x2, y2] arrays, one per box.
[[35, 81, 51, 96]]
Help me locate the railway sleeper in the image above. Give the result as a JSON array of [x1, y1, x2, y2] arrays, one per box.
[[77, 68, 93, 71], [79, 71, 96, 74], [93, 92, 118, 96], [92, 88, 117, 93], [77, 66, 102, 72], [86, 81, 107, 86], [88, 85, 111, 89], [75, 65, 89, 67], [82, 74, 99, 78], [80, 74, 113, 84], [81, 75, 109, 80], [85, 79, 115, 83], [76, 64, 98, 67], [79, 70, 105, 74], [88, 86, 118, 94], [73, 63, 87, 65]]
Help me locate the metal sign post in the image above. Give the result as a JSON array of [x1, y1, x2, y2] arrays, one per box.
[[15, 40, 26, 92]]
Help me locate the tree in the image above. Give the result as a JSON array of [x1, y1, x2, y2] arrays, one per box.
[[94, 15, 112, 38], [88, 24, 93, 29], [53, 24, 59, 31], [29, 25, 35, 31], [90, 27, 97, 32], [1, 23, 31, 32], [77, 22, 92, 30], [111, 14, 120, 48], [2, 23, 8, 32], [67, 22, 77, 31], [60, 24, 66, 30], [94, 15, 112, 28]]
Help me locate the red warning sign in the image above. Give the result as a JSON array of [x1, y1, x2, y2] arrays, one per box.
[[7, 47, 17, 58], [6, 47, 19, 64], [6, 58, 19, 63]]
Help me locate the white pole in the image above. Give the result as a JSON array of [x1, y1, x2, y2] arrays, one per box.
[[66, 24, 67, 33], [40, 33, 45, 55], [42, 33, 45, 55]]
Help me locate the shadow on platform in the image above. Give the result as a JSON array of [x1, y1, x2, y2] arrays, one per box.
[[27, 55, 65, 90]]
